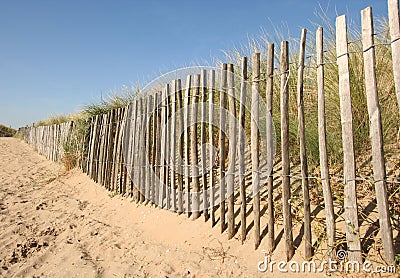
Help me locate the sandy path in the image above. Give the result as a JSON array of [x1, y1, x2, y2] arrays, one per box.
[[0, 138, 325, 277]]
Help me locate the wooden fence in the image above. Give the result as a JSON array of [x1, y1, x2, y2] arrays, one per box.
[[19, 122, 75, 163], [20, 2, 400, 265]]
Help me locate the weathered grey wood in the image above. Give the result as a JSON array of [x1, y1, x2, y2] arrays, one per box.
[[200, 69, 209, 221], [151, 94, 158, 204], [192, 74, 201, 219], [170, 80, 178, 211], [145, 96, 153, 202], [388, 0, 400, 115], [159, 86, 168, 208], [93, 115, 101, 183], [165, 87, 171, 209], [87, 117, 95, 178], [362, 7, 395, 265], [280, 41, 294, 261], [316, 26, 336, 257], [238, 57, 248, 242], [155, 92, 162, 205], [184, 76, 192, 216], [131, 101, 139, 199], [209, 70, 216, 226], [297, 28, 312, 259], [126, 104, 135, 196], [219, 64, 228, 232], [251, 54, 261, 249], [266, 43, 275, 252], [119, 108, 128, 194], [336, 15, 362, 263], [227, 64, 237, 239], [136, 102, 144, 202], [105, 112, 112, 188], [176, 79, 184, 213]]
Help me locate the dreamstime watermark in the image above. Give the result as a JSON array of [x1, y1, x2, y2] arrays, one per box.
[[257, 250, 397, 274], [121, 66, 277, 212]]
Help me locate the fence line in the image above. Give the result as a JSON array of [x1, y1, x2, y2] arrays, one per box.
[[19, 2, 399, 265]]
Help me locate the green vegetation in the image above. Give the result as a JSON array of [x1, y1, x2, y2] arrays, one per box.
[[0, 124, 16, 137], [27, 13, 399, 175]]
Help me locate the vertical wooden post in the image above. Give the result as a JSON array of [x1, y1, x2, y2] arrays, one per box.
[[131, 101, 139, 199], [127, 103, 136, 197], [209, 70, 216, 226], [388, 0, 400, 114], [170, 80, 178, 211], [362, 7, 395, 265], [137, 101, 144, 202], [336, 15, 362, 262], [159, 86, 168, 208], [266, 43, 275, 252], [200, 69, 209, 221], [280, 41, 294, 261], [238, 57, 248, 242], [297, 28, 312, 259], [146, 95, 153, 202], [155, 92, 162, 205], [165, 86, 171, 209], [227, 64, 237, 239], [176, 79, 184, 214], [191, 74, 201, 219], [316, 26, 336, 256], [184, 75, 192, 216], [151, 94, 158, 204], [220, 64, 228, 232], [251, 53, 261, 249]]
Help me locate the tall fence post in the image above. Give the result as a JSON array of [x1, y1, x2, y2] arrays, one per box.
[[238, 57, 248, 242], [170, 80, 178, 211], [227, 63, 237, 239], [266, 43, 275, 253], [184, 75, 192, 216], [251, 53, 261, 249], [280, 41, 294, 261], [219, 64, 228, 232], [362, 7, 395, 265], [297, 28, 312, 259], [200, 70, 209, 221], [209, 70, 216, 226], [176, 79, 184, 214], [336, 14, 362, 263], [316, 26, 336, 257], [191, 74, 201, 219]]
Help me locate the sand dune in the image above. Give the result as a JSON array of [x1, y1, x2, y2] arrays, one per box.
[[0, 137, 329, 277]]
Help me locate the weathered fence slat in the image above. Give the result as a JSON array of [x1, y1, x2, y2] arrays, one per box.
[[159, 86, 168, 208], [336, 14, 362, 263], [361, 6, 395, 265], [280, 41, 294, 261], [238, 57, 248, 242], [316, 26, 336, 257], [184, 76, 192, 215], [176, 79, 184, 214], [200, 69, 209, 221], [297, 28, 312, 259], [191, 74, 201, 219], [266, 43, 275, 253], [209, 70, 216, 226], [251, 53, 261, 249], [227, 63, 237, 240], [219, 64, 228, 232], [170, 81, 177, 211]]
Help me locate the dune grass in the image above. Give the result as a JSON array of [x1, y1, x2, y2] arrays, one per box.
[[0, 124, 17, 137]]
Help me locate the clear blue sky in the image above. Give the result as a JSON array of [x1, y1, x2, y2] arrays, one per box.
[[0, 0, 388, 128]]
